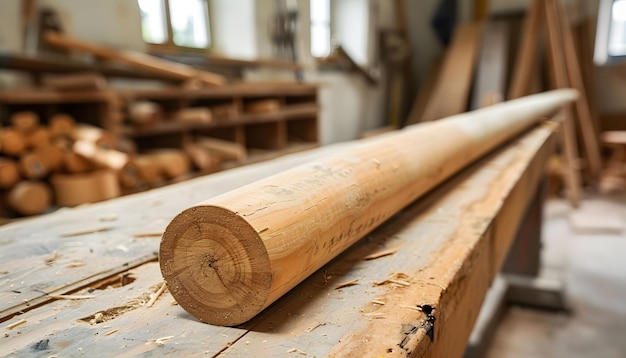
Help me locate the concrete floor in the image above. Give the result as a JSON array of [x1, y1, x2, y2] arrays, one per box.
[[487, 193, 626, 357]]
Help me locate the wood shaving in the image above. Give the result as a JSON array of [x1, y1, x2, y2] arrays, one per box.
[[104, 329, 118, 336], [61, 226, 113, 237], [5, 319, 26, 330], [44, 252, 62, 265], [287, 348, 307, 355], [146, 282, 167, 307], [399, 304, 423, 311], [66, 261, 85, 268], [372, 272, 411, 287], [371, 300, 385, 305], [362, 312, 383, 317], [151, 336, 174, 346], [304, 322, 326, 333], [335, 279, 359, 289], [49, 294, 95, 300], [364, 248, 397, 260], [132, 232, 163, 238]]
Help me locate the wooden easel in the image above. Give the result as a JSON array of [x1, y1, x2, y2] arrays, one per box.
[[509, 0, 603, 206]]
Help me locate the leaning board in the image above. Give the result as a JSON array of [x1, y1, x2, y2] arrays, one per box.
[[0, 123, 556, 357]]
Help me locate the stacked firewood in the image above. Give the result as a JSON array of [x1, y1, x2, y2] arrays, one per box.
[[0, 110, 247, 217]]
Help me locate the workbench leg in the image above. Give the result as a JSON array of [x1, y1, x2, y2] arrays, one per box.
[[464, 178, 567, 358]]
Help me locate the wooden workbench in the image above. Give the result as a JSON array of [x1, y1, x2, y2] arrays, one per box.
[[0, 122, 556, 357]]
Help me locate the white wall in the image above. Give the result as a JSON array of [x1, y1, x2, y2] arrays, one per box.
[[39, 0, 145, 51], [0, 0, 22, 52], [246, 0, 388, 145], [211, 0, 258, 58]]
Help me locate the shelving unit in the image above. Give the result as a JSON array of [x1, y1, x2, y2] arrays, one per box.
[[116, 83, 319, 158], [0, 83, 319, 206]]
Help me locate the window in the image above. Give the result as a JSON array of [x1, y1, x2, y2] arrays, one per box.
[[310, 0, 331, 58], [138, 0, 211, 50], [310, 0, 370, 66], [608, 0, 626, 56], [594, 0, 626, 64]]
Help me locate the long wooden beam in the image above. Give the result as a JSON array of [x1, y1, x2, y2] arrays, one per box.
[[160, 90, 578, 326], [43, 31, 225, 86]]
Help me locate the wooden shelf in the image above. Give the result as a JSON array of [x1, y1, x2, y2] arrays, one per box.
[[0, 90, 116, 104], [122, 103, 318, 137]]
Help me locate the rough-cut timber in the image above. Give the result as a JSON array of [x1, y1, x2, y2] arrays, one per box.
[[160, 89, 578, 326]]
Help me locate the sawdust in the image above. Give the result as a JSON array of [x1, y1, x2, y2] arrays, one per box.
[[79, 282, 163, 325]]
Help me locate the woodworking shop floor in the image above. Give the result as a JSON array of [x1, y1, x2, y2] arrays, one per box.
[[487, 193, 626, 358]]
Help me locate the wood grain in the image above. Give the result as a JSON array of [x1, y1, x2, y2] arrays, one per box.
[[160, 90, 577, 326]]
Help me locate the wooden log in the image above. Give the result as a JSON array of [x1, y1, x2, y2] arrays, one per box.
[[19, 145, 64, 179], [128, 101, 162, 127], [6, 181, 52, 216], [41, 72, 108, 91], [0, 159, 20, 189], [62, 152, 94, 174], [25, 127, 51, 149], [184, 143, 222, 173], [10, 111, 39, 134], [133, 155, 164, 185], [159, 89, 578, 326], [72, 140, 129, 170], [244, 99, 282, 114], [51, 169, 120, 207], [211, 103, 239, 119], [0, 130, 26, 156], [43, 31, 226, 86], [75, 124, 118, 149], [147, 149, 191, 179], [48, 113, 76, 138], [175, 107, 212, 124], [195, 137, 246, 162]]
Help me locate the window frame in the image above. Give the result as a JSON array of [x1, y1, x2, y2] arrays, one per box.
[[140, 0, 213, 54], [310, 0, 332, 59]]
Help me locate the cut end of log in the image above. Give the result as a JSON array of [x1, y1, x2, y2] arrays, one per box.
[[160, 205, 272, 326]]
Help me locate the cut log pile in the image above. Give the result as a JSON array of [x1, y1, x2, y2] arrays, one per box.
[[0, 110, 246, 217]]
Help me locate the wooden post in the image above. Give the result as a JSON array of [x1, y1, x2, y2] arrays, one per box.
[[160, 89, 578, 326]]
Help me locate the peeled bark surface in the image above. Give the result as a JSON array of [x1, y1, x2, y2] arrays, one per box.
[[160, 90, 578, 326]]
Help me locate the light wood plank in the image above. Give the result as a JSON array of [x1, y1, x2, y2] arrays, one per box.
[[419, 23, 482, 122], [508, 0, 543, 100], [544, 0, 583, 206]]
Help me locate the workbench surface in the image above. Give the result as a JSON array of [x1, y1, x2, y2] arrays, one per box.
[[0, 124, 555, 357]]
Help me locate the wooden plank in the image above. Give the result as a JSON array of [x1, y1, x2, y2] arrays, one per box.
[[43, 31, 225, 86], [508, 0, 543, 99], [552, 0, 602, 179], [419, 23, 482, 122], [0, 124, 555, 356], [544, 0, 583, 206], [471, 20, 510, 110]]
